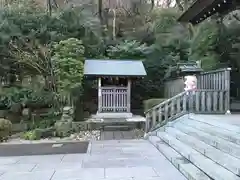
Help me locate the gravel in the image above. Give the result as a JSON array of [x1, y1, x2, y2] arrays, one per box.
[[69, 130, 101, 141]]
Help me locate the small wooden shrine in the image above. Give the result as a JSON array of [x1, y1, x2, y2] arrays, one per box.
[[178, 0, 238, 25], [164, 62, 203, 98], [84, 59, 147, 118]]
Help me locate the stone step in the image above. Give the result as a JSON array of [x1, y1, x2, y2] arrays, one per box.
[[148, 135, 211, 180], [171, 120, 240, 159], [174, 118, 240, 146], [164, 126, 240, 176], [102, 125, 133, 131], [189, 114, 240, 133], [157, 131, 240, 180]]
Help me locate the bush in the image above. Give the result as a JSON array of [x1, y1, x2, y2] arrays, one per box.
[[28, 114, 59, 130], [26, 90, 59, 109], [0, 86, 59, 111], [0, 118, 12, 141], [143, 98, 166, 112], [22, 127, 55, 140], [22, 130, 38, 140]]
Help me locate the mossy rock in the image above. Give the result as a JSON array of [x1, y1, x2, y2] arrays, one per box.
[[0, 110, 7, 118], [34, 127, 55, 139], [54, 121, 72, 137], [72, 122, 87, 132], [0, 118, 12, 142]]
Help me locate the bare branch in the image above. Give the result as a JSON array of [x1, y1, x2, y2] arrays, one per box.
[[233, 13, 240, 22]]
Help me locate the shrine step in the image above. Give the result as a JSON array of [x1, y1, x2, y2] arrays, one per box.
[[102, 125, 133, 131], [169, 121, 240, 159], [155, 132, 240, 180], [101, 120, 139, 131], [146, 113, 240, 180], [163, 126, 240, 176], [148, 135, 211, 180], [93, 113, 133, 118]]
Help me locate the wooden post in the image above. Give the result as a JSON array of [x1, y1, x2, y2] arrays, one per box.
[[98, 77, 102, 113], [224, 68, 231, 112], [145, 113, 150, 132], [127, 78, 131, 113]]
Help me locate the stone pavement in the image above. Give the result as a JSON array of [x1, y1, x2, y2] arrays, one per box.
[[0, 139, 187, 180]]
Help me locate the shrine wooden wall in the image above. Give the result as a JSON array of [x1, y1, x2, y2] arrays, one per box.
[[164, 68, 231, 99]]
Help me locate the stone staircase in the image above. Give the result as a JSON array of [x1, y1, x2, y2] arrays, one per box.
[[147, 114, 240, 180], [100, 118, 140, 131]]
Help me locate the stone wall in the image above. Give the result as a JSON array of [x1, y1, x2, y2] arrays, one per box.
[[72, 121, 144, 132], [10, 121, 144, 133]]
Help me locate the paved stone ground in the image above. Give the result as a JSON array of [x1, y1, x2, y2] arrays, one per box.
[[0, 139, 186, 180]]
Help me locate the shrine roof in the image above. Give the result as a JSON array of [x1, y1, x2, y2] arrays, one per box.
[[84, 59, 147, 77], [178, 0, 235, 25], [164, 63, 203, 80]]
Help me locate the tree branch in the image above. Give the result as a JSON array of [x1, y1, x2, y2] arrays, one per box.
[[233, 13, 240, 22]]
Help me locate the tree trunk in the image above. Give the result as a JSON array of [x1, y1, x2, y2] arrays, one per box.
[[98, 0, 103, 25], [151, 0, 154, 10], [47, 0, 52, 16]]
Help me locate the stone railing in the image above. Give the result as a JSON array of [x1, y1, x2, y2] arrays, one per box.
[[145, 91, 187, 132], [145, 89, 229, 133]]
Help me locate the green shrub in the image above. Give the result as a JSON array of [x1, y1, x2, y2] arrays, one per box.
[[22, 130, 38, 140], [0, 118, 12, 141], [0, 87, 32, 110], [143, 98, 167, 112], [22, 127, 55, 140], [28, 115, 59, 130], [26, 90, 59, 109], [0, 86, 60, 111]]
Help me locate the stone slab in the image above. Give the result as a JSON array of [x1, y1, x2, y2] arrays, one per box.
[[17, 154, 64, 164], [148, 135, 207, 180], [94, 113, 133, 118], [61, 154, 86, 162], [0, 170, 55, 180], [51, 168, 104, 180], [173, 120, 240, 159], [165, 126, 240, 176], [0, 139, 187, 180], [105, 167, 158, 178], [32, 162, 82, 171], [189, 114, 240, 132], [157, 132, 240, 180], [0, 157, 21, 165], [0, 163, 36, 172]]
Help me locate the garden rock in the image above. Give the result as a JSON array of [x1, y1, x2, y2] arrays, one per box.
[[35, 127, 55, 139], [0, 110, 7, 118], [0, 118, 12, 141]]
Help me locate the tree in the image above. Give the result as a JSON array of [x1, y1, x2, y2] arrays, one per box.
[[52, 38, 85, 105]]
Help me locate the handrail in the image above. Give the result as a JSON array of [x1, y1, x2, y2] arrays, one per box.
[[145, 91, 186, 114], [145, 89, 229, 133], [199, 68, 231, 75], [145, 91, 187, 132]]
